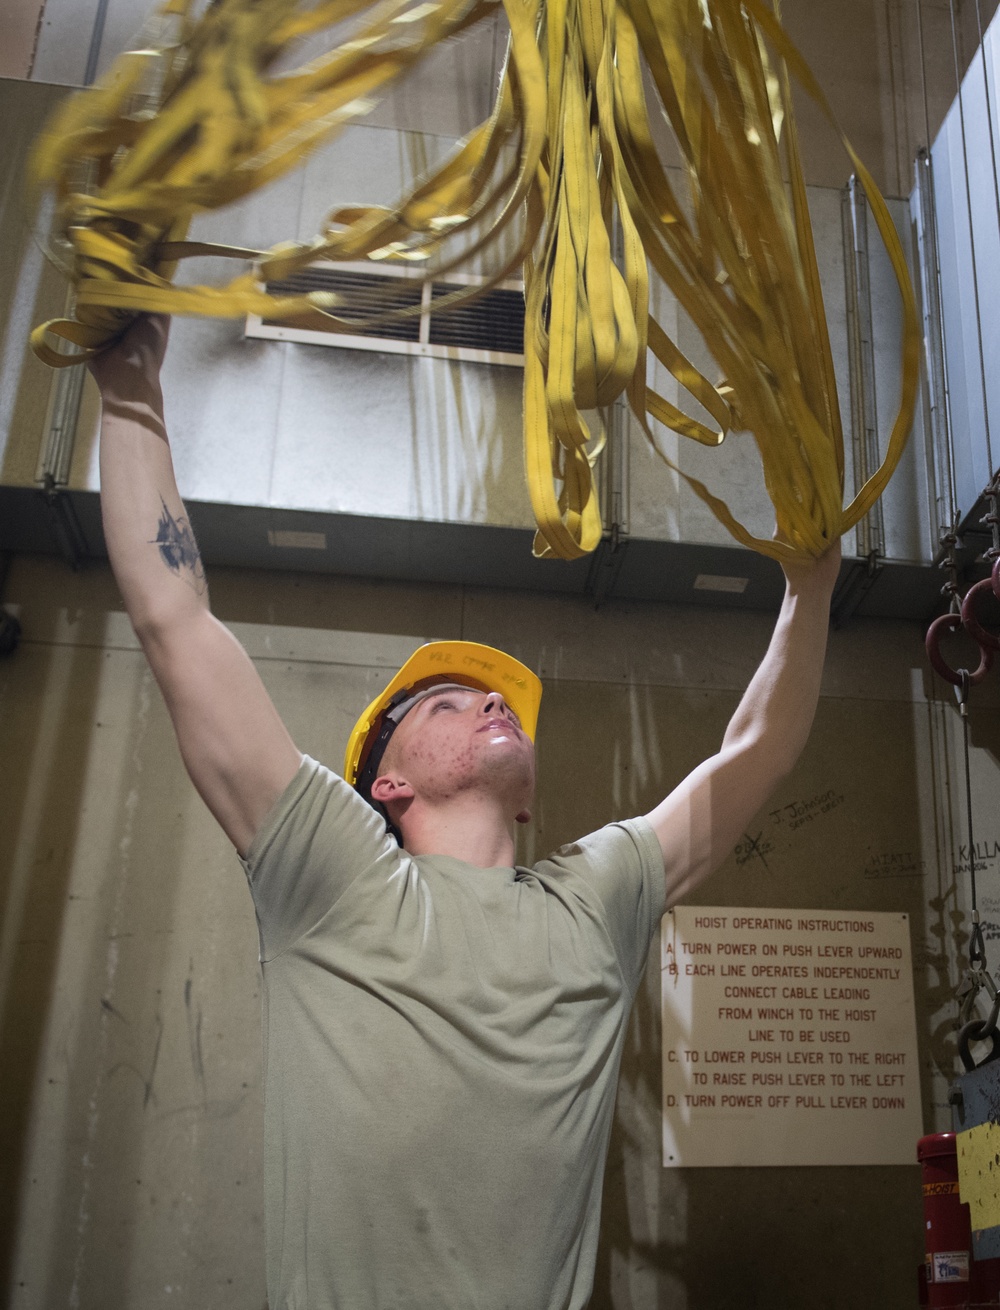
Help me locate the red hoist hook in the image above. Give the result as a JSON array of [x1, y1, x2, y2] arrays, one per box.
[[925, 609, 994, 688], [926, 476, 1000, 687], [927, 473, 1000, 1071], [961, 555, 1000, 653]]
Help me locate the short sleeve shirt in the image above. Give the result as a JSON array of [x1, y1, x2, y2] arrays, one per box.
[[242, 755, 666, 1310]]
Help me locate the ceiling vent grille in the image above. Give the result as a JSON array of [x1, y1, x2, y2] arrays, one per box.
[[246, 263, 525, 366]]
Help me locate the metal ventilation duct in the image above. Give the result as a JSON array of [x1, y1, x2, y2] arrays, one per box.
[[249, 264, 525, 365]]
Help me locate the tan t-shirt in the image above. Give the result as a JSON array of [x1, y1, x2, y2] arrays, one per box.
[[241, 755, 665, 1310]]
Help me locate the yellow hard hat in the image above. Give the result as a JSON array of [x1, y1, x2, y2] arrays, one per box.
[[344, 641, 542, 802]]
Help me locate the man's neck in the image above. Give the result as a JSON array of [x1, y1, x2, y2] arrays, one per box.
[[398, 795, 517, 868]]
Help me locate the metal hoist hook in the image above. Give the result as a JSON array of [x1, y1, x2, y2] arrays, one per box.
[[930, 504, 1000, 1070], [953, 665, 999, 1071], [958, 947, 1000, 1072]]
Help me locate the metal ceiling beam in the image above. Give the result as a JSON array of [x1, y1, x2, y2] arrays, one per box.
[[0, 485, 951, 620]]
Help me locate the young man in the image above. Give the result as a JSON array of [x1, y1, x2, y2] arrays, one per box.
[[89, 314, 840, 1310]]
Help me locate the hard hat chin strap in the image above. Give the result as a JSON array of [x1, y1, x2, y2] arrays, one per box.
[[354, 682, 479, 830]]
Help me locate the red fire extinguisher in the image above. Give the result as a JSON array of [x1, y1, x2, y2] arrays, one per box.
[[919, 1132, 1000, 1307]]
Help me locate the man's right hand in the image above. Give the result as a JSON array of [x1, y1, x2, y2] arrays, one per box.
[[94, 310, 302, 855], [88, 313, 169, 416]]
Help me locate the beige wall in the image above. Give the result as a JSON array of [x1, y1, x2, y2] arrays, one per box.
[[3, 552, 999, 1308], [4, 1, 1000, 1305], [0, 0, 43, 79]]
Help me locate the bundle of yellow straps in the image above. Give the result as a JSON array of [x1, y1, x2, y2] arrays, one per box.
[[30, 0, 920, 563]]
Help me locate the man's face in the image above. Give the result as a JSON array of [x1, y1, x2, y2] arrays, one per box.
[[379, 684, 536, 817]]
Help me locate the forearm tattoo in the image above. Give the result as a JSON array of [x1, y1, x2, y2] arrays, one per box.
[[150, 497, 207, 594]]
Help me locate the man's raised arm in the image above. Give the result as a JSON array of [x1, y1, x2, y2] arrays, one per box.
[[645, 543, 841, 903], [91, 315, 301, 854]]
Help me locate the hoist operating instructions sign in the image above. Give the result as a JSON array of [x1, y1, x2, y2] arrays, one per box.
[[661, 907, 922, 1167]]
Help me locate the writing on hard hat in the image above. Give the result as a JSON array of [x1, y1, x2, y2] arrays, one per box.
[[344, 641, 543, 806]]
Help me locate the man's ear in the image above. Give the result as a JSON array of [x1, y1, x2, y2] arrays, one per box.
[[370, 774, 415, 806]]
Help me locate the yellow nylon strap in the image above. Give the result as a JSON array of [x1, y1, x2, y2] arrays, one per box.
[[610, 0, 918, 561], [29, 0, 506, 364], [29, 0, 919, 565]]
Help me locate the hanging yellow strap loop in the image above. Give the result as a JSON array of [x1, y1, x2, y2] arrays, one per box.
[[28, 0, 919, 566]]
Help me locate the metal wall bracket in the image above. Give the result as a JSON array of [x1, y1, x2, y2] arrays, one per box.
[[588, 384, 630, 607], [585, 530, 630, 608], [38, 476, 89, 569], [830, 549, 885, 629]]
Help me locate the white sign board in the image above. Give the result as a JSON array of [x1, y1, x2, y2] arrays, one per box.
[[661, 907, 922, 1167]]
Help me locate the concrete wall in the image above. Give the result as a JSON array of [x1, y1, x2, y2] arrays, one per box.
[[4, 1, 1000, 1306], [3, 551, 1000, 1308]]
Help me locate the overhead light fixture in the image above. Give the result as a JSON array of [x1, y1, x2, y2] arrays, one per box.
[[267, 529, 327, 550], [693, 573, 749, 593]]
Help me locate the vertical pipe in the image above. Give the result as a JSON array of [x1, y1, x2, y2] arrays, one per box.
[[912, 150, 959, 544], [914, 0, 932, 151], [82, 0, 111, 87], [842, 177, 886, 561]]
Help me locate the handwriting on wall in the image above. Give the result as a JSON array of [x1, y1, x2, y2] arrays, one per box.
[[977, 890, 1000, 944], [734, 832, 776, 870], [661, 907, 922, 1167], [864, 851, 925, 879], [953, 837, 1000, 881], [731, 789, 845, 874], [768, 789, 845, 832]]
